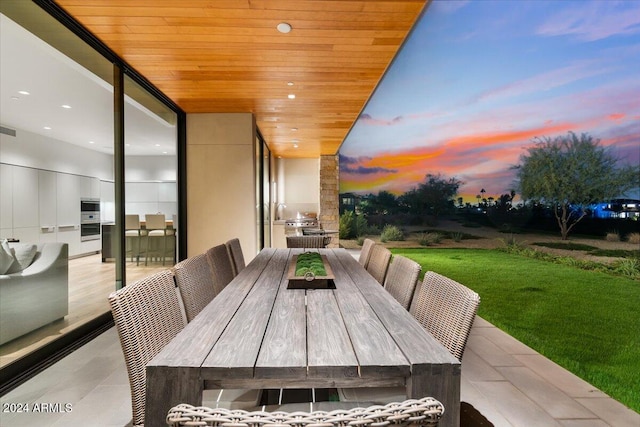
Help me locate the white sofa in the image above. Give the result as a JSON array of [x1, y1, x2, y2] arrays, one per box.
[[0, 242, 69, 345]]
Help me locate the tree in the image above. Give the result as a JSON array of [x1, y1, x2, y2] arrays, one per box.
[[400, 173, 462, 219], [515, 131, 639, 240]]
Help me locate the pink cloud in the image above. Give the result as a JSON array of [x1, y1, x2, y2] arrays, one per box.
[[536, 2, 640, 41], [478, 61, 610, 103]]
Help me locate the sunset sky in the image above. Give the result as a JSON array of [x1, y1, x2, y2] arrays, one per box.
[[338, 0, 640, 202]]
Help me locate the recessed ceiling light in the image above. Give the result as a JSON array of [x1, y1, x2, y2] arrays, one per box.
[[10, 96, 19, 100], [162, 151, 168, 154], [43, 126, 52, 130], [291, 127, 298, 131], [125, 143, 131, 147], [18, 90, 30, 95], [287, 82, 294, 86], [277, 22, 292, 34], [89, 141, 95, 144], [292, 139, 299, 143], [155, 144, 161, 147], [293, 143, 299, 148], [288, 94, 296, 99], [61, 104, 72, 109]]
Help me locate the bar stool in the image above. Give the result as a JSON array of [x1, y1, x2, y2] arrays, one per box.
[[125, 214, 143, 266], [145, 214, 170, 266]]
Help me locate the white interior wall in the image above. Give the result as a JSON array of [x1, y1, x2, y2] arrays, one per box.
[[278, 157, 320, 219], [0, 125, 113, 179]]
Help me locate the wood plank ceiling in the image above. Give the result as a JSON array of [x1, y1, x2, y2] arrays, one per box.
[[55, 0, 427, 158]]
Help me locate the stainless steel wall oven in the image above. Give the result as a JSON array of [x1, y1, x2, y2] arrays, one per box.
[[80, 198, 100, 241]]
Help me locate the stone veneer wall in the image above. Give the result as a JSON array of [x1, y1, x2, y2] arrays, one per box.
[[319, 155, 339, 247]]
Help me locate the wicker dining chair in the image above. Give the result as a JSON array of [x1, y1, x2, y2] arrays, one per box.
[[225, 238, 246, 277], [383, 255, 422, 310], [412, 271, 480, 362], [206, 244, 236, 295], [339, 272, 480, 404], [366, 244, 392, 285], [358, 238, 376, 268], [166, 397, 445, 427], [174, 253, 218, 322], [286, 235, 327, 248], [109, 270, 185, 427]]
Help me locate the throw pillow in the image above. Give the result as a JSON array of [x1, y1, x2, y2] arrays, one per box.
[[0, 240, 17, 274], [5, 243, 38, 274]]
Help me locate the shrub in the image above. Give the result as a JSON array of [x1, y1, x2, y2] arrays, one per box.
[[380, 225, 404, 242], [339, 211, 354, 239], [356, 236, 365, 246], [354, 214, 369, 237], [533, 242, 597, 251], [451, 232, 464, 242], [612, 258, 640, 279], [605, 231, 621, 242], [627, 232, 640, 245], [418, 232, 442, 246], [498, 234, 527, 250]]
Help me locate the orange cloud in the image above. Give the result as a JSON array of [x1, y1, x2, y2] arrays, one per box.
[[444, 122, 574, 149], [608, 113, 625, 122]]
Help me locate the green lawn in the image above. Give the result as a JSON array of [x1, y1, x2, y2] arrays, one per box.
[[391, 248, 640, 413]]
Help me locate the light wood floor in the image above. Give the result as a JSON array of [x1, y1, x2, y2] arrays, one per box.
[[0, 254, 169, 368]]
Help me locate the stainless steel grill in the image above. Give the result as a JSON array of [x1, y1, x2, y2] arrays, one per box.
[[284, 217, 318, 236]]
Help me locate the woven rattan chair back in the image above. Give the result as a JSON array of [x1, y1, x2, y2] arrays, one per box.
[[286, 235, 326, 248], [206, 244, 236, 295], [383, 255, 422, 310], [225, 238, 246, 277], [108, 269, 185, 427], [366, 244, 392, 285], [412, 271, 480, 361], [358, 238, 376, 268], [166, 397, 444, 427], [174, 253, 218, 322]]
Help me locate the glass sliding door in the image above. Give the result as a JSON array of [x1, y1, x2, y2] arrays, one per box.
[[0, 5, 115, 369], [263, 140, 272, 248], [123, 75, 178, 284], [255, 132, 271, 250], [0, 0, 184, 388]]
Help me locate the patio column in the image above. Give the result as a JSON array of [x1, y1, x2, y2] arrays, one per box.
[[319, 155, 339, 247]]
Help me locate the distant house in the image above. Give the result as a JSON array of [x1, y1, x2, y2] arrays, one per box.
[[590, 199, 640, 219], [339, 193, 359, 213]]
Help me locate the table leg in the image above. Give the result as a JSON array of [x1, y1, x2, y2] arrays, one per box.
[[145, 366, 203, 427], [407, 363, 461, 427]]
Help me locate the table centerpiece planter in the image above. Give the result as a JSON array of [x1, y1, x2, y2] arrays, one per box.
[[286, 251, 335, 289]]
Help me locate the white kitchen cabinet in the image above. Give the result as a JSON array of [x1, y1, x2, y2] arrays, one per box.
[[56, 173, 82, 256], [0, 164, 13, 231], [39, 170, 57, 240], [56, 172, 81, 227], [100, 180, 115, 223], [12, 166, 39, 229], [158, 182, 177, 202], [80, 176, 100, 199], [126, 182, 158, 202]]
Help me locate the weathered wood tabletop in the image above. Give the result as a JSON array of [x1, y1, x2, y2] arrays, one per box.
[[145, 248, 460, 427]]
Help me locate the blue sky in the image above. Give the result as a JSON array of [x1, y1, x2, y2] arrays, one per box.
[[339, 0, 640, 201]]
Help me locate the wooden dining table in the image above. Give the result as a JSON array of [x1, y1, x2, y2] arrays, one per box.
[[145, 248, 460, 427]]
